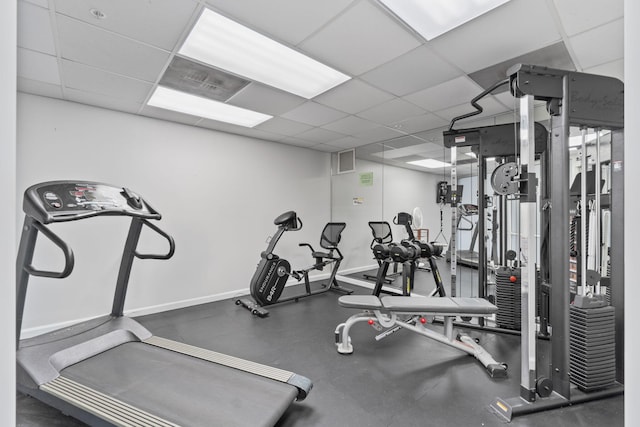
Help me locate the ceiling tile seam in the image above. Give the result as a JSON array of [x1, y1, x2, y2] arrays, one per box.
[[368, 0, 426, 45], [311, 77, 397, 113], [60, 58, 158, 86], [584, 56, 624, 71], [136, 3, 206, 115], [53, 12, 172, 54], [544, 0, 583, 71], [566, 16, 625, 39], [292, 0, 364, 50], [17, 0, 54, 55], [47, 3, 67, 97]]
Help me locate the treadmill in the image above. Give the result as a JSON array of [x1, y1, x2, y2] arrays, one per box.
[[16, 181, 312, 427], [456, 203, 480, 268]]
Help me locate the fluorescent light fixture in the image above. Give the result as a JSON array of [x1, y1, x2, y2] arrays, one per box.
[[179, 8, 350, 99], [379, 0, 511, 41], [407, 159, 452, 169], [148, 86, 272, 127]]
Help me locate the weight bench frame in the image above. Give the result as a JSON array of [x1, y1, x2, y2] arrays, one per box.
[[334, 295, 508, 378]]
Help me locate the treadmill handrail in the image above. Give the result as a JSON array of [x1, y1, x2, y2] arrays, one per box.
[[134, 219, 176, 260], [23, 221, 75, 279]]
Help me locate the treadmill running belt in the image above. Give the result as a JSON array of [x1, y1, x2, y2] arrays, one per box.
[[57, 342, 298, 427]]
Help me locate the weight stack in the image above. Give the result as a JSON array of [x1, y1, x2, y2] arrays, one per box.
[[495, 266, 521, 330], [569, 305, 616, 392]]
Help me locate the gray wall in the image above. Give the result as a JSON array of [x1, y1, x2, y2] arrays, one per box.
[[17, 93, 331, 336]]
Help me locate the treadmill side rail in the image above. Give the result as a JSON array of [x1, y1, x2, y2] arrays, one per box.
[[145, 335, 313, 401]]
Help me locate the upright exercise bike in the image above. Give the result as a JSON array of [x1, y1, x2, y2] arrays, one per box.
[[236, 211, 352, 317]]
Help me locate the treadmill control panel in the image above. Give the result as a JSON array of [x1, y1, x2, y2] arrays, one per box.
[[23, 181, 161, 224]]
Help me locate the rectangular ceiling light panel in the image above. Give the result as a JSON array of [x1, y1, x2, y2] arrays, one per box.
[[179, 9, 350, 99], [379, 0, 511, 41], [148, 86, 272, 127], [407, 158, 452, 168]]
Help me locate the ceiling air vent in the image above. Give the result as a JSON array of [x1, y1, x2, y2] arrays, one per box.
[[159, 56, 250, 102], [337, 149, 356, 174]]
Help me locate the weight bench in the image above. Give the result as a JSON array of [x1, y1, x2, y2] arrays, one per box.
[[334, 295, 508, 378]]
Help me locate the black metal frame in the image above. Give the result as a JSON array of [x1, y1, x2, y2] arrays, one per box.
[[489, 64, 624, 420]]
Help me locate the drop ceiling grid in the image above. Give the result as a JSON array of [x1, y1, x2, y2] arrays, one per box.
[[14, 0, 627, 154]]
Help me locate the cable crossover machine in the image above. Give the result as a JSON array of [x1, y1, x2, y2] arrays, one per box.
[[444, 64, 624, 421]]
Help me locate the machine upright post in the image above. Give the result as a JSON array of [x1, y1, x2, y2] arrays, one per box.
[[450, 146, 457, 297], [580, 127, 588, 295], [518, 94, 538, 400], [112, 217, 144, 317], [549, 76, 572, 399], [15, 216, 39, 345]]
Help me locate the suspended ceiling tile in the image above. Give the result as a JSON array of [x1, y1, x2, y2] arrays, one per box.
[[17, 77, 63, 99], [23, 0, 49, 8], [322, 115, 379, 135], [360, 46, 462, 96], [433, 98, 508, 124], [255, 117, 313, 137], [204, 0, 354, 45], [404, 76, 483, 112], [569, 18, 623, 70], [17, 48, 60, 85], [352, 125, 406, 143], [584, 59, 624, 82], [389, 113, 449, 135], [413, 128, 446, 143], [281, 101, 348, 127], [429, 0, 561, 74], [551, 0, 623, 37], [56, 14, 170, 82], [279, 137, 318, 148], [61, 60, 152, 103], [382, 137, 437, 152], [54, 0, 199, 51], [299, 0, 421, 76], [314, 78, 394, 114], [357, 98, 425, 126], [196, 118, 283, 141], [310, 143, 342, 153], [227, 82, 306, 116], [65, 88, 142, 115], [296, 127, 346, 144], [328, 136, 368, 149], [493, 91, 520, 110], [140, 105, 202, 126], [18, 1, 56, 55]]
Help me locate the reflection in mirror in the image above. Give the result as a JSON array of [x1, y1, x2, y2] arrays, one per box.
[[329, 99, 554, 306], [330, 130, 479, 298]]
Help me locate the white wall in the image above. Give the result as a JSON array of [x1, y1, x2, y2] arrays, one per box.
[[331, 158, 451, 271], [1, 0, 16, 424], [624, 0, 638, 423], [17, 93, 331, 335]]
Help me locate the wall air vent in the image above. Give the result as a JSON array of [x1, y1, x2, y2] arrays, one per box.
[[337, 149, 356, 174], [158, 56, 250, 102]]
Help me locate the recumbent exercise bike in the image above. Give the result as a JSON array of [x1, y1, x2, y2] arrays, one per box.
[[236, 211, 352, 317]]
